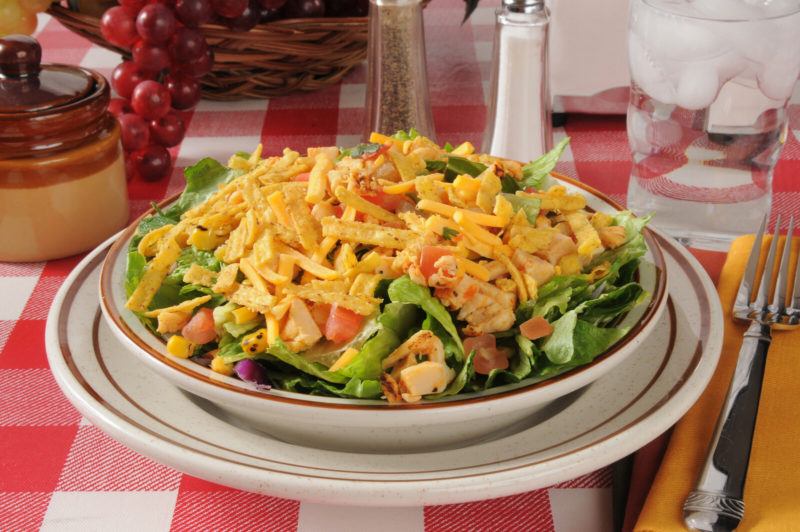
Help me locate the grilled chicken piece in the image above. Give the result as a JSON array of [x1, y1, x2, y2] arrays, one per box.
[[435, 275, 516, 336], [281, 299, 323, 352], [511, 249, 555, 286], [536, 232, 578, 265]]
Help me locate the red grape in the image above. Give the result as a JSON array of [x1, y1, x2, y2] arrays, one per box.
[[108, 98, 132, 117], [136, 144, 172, 181], [136, 4, 177, 44], [175, 0, 212, 27], [258, 0, 285, 8], [170, 27, 207, 61], [165, 73, 201, 109], [119, 0, 147, 11], [131, 80, 172, 119], [283, 0, 324, 18], [259, 6, 280, 21], [149, 112, 186, 147], [118, 113, 151, 151], [111, 61, 152, 99], [222, 0, 259, 30], [177, 48, 214, 78], [100, 6, 139, 48], [132, 40, 170, 73], [211, 0, 247, 18]]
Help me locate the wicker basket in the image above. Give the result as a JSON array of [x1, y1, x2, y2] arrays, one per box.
[[48, 3, 372, 100]]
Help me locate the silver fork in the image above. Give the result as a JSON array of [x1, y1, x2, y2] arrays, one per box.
[[683, 214, 800, 532]]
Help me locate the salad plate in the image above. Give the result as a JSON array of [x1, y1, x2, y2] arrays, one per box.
[[99, 179, 667, 452], [46, 228, 723, 506], [95, 135, 670, 451]]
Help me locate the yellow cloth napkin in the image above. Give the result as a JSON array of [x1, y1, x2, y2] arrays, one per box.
[[636, 235, 800, 532]]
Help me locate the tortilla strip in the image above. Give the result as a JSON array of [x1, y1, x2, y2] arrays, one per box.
[[321, 217, 416, 250], [126, 237, 182, 312]]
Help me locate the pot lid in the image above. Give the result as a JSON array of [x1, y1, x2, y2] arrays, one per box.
[[0, 35, 97, 114]]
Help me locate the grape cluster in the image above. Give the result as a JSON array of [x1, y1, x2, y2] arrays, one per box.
[[101, 0, 210, 181], [0, 0, 51, 37], [101, 0, 367, 181]]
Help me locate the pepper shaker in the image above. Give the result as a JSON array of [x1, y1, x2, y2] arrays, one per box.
[[363, 0, 436, 141], [483, 0, 552, 161]]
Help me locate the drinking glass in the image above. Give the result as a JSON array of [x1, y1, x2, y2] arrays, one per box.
[[626, 0, 800, 250]]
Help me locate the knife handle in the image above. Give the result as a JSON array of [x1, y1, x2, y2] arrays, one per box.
[[683, 321, 771, 532]]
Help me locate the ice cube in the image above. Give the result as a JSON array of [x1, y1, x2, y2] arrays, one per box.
[[629, 33, 677, 104], [757, 60, 800, 100], [676, 63, 722, 109], [636, 1, 730, 61]]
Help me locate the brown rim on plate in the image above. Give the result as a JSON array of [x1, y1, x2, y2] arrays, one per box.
[[58, 232, 709, 481], [99, 173, 668, 410]]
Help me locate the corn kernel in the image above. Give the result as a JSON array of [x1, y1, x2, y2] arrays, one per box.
[[453, 175, 480, 203], [232, 306, 259, 325], [188, 227, 222, 251], [241, 328, 269, 355], [451, 141, 475, 156], [211, 356, 235, 376], [166, 335, 195, 359]]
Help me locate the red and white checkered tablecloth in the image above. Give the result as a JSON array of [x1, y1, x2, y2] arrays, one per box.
[[3, 2, 800, 529]]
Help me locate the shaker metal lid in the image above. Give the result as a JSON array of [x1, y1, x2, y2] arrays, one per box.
[[0, 35, 96, 114]]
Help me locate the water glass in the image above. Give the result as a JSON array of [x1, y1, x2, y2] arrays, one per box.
[[626, 0, 800, 250]]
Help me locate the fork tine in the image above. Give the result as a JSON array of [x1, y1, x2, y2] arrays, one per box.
[[771, 215, 794, 314], [736, 214, 768, 310], [754, 214, 781, 311]]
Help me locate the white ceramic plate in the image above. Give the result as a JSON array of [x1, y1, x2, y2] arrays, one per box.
[[46, 230, 723, 506]]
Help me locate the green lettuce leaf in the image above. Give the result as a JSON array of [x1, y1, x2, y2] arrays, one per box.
[[341, 143, 381, 159], [315, 377, 383, 399], [125, 251, 146, 297], [268, 340, 349, 384], [338, 303, 421, 380], [501, 174, 521, 193], [388, 276, 464, 360], [516, 275, 588, 323], [163, 158, 241, 219], [519, 136, 570, 190], [540, 309, 630, 367], [218, 333, 249, 364], [442, 156, 487, 181], [501, 193, 541, 224], [484, 345, 534, 389], [541, 309, 579, 364], [578, 283, 646, 327], [392, 128, 421, 141]]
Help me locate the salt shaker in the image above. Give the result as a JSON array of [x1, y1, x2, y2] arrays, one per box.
[[483, 0, 552, 161], [363, 0, 436, 141]]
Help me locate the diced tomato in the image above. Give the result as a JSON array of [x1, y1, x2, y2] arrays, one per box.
[[294, 172, 310, 182], [332, 204, 344, 218], [361, 190, 406, 212], [419, 246, 454, 280], [520, 316, 553, 340], [324, 304, 364, 343], [473, 346, 510, 375], [181, 307, 217, 345], [463, 333, 496, 355], [310, 302, 332, 330], [362, 142, 392, 161]]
